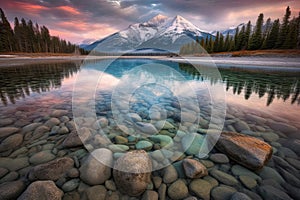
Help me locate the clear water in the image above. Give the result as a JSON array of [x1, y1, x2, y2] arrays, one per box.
[[1, 59, 299, 131]]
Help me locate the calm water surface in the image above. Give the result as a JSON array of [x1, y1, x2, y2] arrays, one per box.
[[0, 59, 299, 131]]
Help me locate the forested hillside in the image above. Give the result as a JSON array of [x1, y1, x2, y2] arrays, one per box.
[[180, 6, 300, 54], [0, 8, 86, 54]]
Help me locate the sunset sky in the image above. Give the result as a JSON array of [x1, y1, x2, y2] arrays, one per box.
[[1, 0, 299, 44]]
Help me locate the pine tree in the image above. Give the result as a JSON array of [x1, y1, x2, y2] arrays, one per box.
[[219, 33, 224, 52], [244, 21, 252, 50], [276, 6, 291, 48], [264, 19, 280, 49], [213, 32, 220, 52], [224, 32, 230, 51], [237, 25, 246, 50], [0, 8, 14, 52], [283, 17, 298, 49], [14, 17, 22, 51], [248, 13, 264, 50], [234, 26, 239, 50]]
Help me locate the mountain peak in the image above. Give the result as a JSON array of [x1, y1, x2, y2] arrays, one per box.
[[147, 14, 169, 25]]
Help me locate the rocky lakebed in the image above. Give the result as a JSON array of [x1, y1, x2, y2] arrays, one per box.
[[0, 98, 299, 200]]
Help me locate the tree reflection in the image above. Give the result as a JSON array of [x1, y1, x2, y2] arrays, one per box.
[[179, 63, 300, 106], [0, 62, 80, 105]]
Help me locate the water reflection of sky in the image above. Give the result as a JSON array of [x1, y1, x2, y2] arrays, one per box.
[[0, 59, 299, 128]]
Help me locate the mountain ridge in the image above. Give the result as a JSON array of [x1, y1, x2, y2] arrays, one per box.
[[82, 14, 214, 53]]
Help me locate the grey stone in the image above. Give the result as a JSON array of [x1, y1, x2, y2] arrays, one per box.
[[189, 179, 212, 200], [136, 141, 153, 151], [0, 118, 14, 126], [0, 167, 8, 178], [51, 109, 68, 117], [62, 178, 80, 192], [0, 127, 20, 138], [234, 121, 250, 132], [211, 185, 237, 200], [163, 165, 178, 184], [231, 165, 261, 181], [0, 180, 25, 200], [152, 176, 162, 189], [108, 144, 129, 152], [210, 169, 238, 186], [181, 133, 207, 157], [258, 185, 292, 200], [0, 171, 19, 184], [17, 180, 63, 200], [278, 147, 298, 159], [22, 123, 42, 133], [239, 175, 257, 189], [0, 134, 23, 152], [105, 180, 116, 191], [258, 166, 285, 184], [203, 176, 219, 188], [261, 132, 279, 142], [210, 153, 229, 164], [84, 185, 107, 200], [44, 118, 60, 128], [267, 121, 297, 134], [29, 150, 56, 165], [158, 183, 167, 200], [167, 179, 188, 200], [0, 157, 29, 171], [135, 122, 158, 134], [231, 192, 252, 200], [80, 148, 112, 185], [142, 191, 158, 200], [149, 135, 173, 148]]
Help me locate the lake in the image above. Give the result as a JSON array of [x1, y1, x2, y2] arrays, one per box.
[[0, 58, 299, 199]]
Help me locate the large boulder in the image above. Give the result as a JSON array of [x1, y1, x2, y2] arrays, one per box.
[[79, 148, 113, 185], [113, 150, 152, 196], [216, 132, 273, 170], [29, 157, 74, 181], [17, 181, 63, 200]]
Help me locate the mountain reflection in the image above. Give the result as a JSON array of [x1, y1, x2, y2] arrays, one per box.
[[179, 63, 300, 106], [0, 62, 80, 105]]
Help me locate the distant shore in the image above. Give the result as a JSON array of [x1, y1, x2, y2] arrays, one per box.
[[0, 51, 300, 69]]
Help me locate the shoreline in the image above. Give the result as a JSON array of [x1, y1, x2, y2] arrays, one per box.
[[0, 55, 300, 70]]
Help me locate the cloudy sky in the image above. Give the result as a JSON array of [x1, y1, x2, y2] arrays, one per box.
[[1, 0, 299, 44]]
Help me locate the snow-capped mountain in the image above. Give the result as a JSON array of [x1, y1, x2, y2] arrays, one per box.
[[84, 14, 213, 53], [211, 23, 246, 36]]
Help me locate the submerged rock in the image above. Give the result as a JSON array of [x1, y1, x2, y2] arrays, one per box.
[[28, 157, 74, 181], [0, 180, 26, 200], [167, 179, 188, 200], [17, 180, 63, 200], [113, 150, 152, 196], [182, 158, 208, 179], [216, 132, 273, 170], [79, 148, 113, 185]]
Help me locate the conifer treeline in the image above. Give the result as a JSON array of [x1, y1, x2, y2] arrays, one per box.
[[0, 8, 86, 54], [180, 6, 300, 54]]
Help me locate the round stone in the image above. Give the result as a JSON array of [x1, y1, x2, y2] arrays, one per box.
[[136, 141, 153, 151], [163, 165, 178, 184], [189, 179, 212, 200], [29, 151, 56, 165], [209, 153, 229, 164], [211, 185, 237, 200], [167, 179, 189, 200], [113, 150, 152, 196], [239, 175, 257, 189]]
